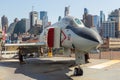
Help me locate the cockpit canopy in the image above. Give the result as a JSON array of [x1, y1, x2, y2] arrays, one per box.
[[61, 16, 84, 27]]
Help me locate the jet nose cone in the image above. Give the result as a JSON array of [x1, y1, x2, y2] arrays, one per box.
[[91, 30, 103, 44], [78, 27, 103, 47], [82, 28, 103, 50], [80, 28, 103, 44], [66, 25, 103, 47], [88, 28, 103, 48], [97, 37, 103, 44]]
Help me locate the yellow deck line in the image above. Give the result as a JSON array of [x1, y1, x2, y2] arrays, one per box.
[[89, 60, 120, 69]]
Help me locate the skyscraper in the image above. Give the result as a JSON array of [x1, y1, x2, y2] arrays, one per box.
[[58, 16, 62, 21], [102, 21, 117, 38], [24, 19, 30, 32], [100, 11, 105, 27], [64, 6, 70, 16], [40, 11, 48, 27], [83, 8, 94, 28], [13, 19, 29, 35], [7, 18, 19, 35], [100, 11, 105, 36], [29, 11, 38, 28], [93, 15, 100, 31], [107, 9, 120, 37], [40, 11, 47, 20], [1, 15, 8, 32], [84, 8, 88, 15]]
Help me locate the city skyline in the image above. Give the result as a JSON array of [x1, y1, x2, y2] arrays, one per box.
[[0, 0, 120, 25]]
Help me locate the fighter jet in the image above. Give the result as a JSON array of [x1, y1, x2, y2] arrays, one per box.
[[40, 16, 103, 76]]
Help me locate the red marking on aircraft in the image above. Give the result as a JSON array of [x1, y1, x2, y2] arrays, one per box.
[[61, 30, 67, 44]]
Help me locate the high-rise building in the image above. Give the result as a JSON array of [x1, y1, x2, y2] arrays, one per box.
[[83, 8, 94, 28], [40, 11, 47, 20], [64, 6, 70, 16], [84, 8, 88, 15], [108, 10, 118, 21], [100, 11, 105, 27], [40, 11, 48, 27], [24, 19, 30, 32], [58, 16, 62, 21], [29, 11, 38, 28], [107, 9, 120, 37], [1, 15, 8, 32], [7, 18, 19, 35], [100, 11, 105, 36], [13, 19, 30, 35], [93, 15, 100, 31], [102, 21, 117, 38], [14, 18, 19, 22]]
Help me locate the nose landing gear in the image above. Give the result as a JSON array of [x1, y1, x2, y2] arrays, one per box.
[[74, 50, 86, 76], [74, 66, 83, 76]]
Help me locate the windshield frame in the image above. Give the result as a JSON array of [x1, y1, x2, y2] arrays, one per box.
[[74, 18, 82, 25]]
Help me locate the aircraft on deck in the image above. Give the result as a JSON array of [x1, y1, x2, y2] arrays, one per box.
[[2, 16, 102, 76], [40, 16, 103, 76]]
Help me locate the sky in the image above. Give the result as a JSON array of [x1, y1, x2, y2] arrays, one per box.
[[0, 0, 120, 25]]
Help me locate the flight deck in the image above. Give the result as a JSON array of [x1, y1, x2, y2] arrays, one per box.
[[67, 59, 120, 80], [0, 57, 120, 80]]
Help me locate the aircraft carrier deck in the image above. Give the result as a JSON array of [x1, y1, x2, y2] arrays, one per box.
[[0, 57, 120, 80]]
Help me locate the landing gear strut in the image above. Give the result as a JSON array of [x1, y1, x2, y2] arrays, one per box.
[[18, 47, 26, 64], [74, 50, 85, 76], [74, 65, 83, 76], [18, 53, 26, 64]]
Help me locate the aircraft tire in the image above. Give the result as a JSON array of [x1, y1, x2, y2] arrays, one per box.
[[74, 67, 83, 76]]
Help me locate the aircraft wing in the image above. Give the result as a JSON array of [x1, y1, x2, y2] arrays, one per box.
[[4, 42, 46, 47]]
